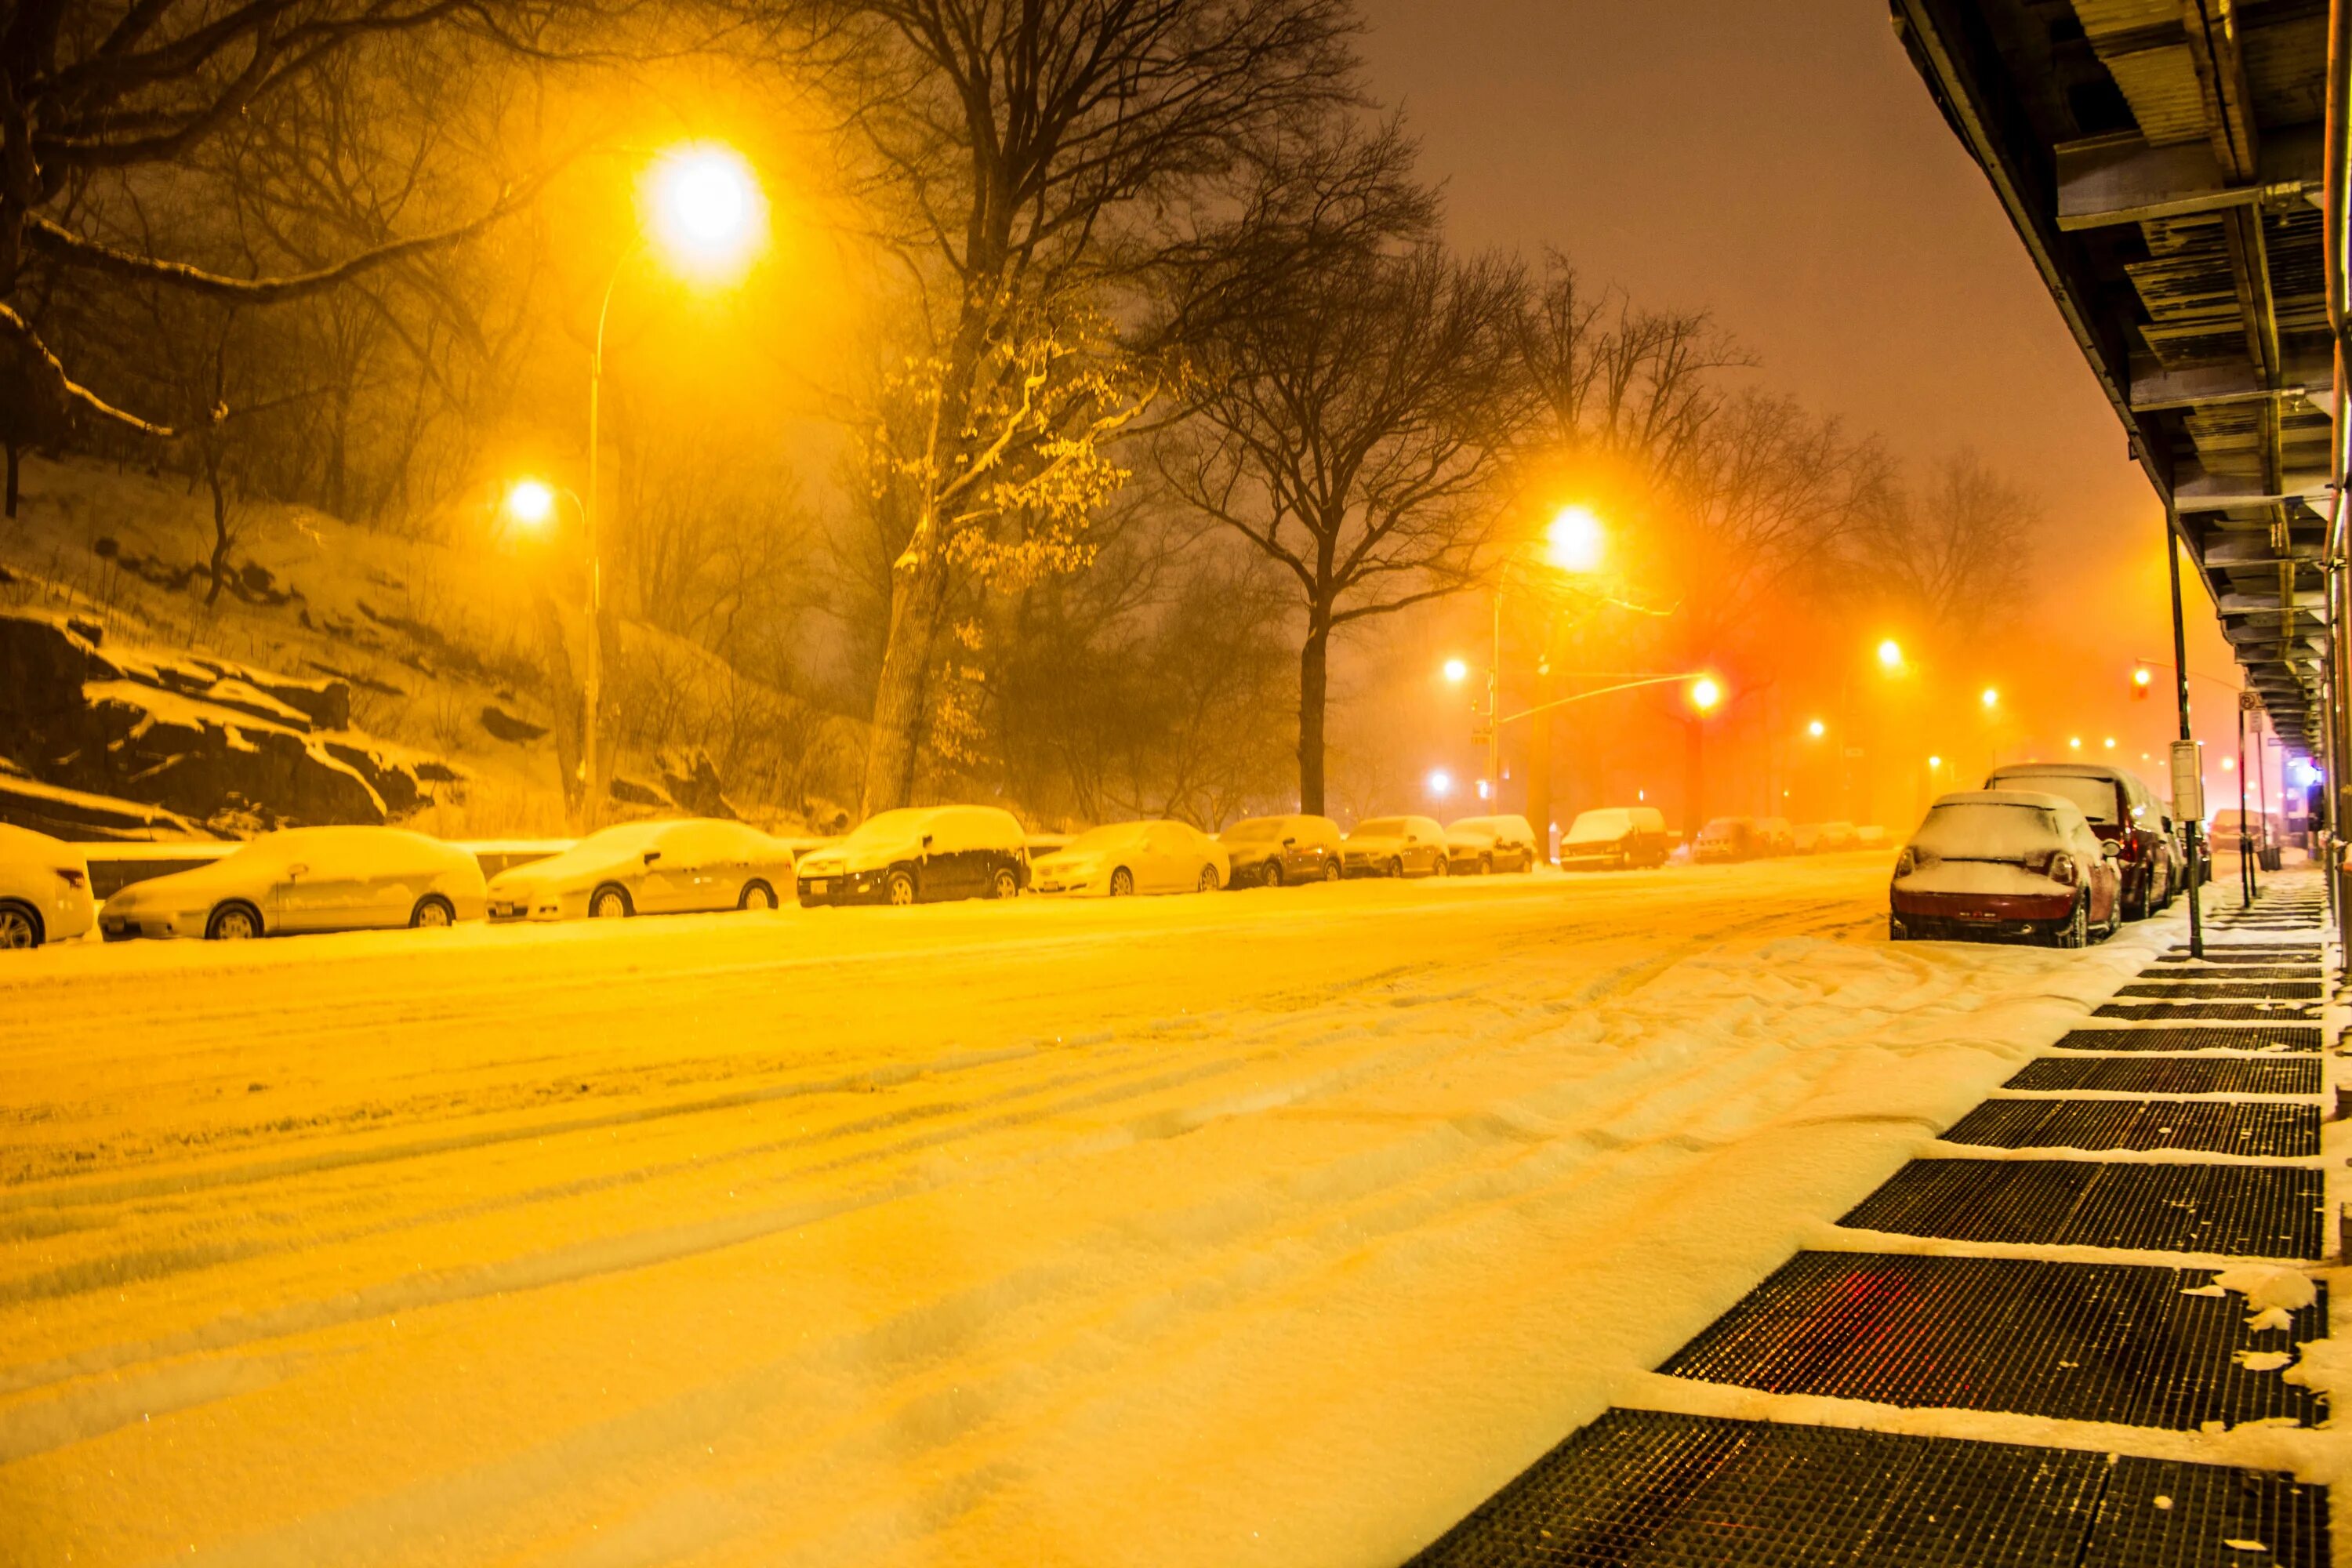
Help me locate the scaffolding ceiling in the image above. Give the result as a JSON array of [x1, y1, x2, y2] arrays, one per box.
[[1893, 0, 2333, 748]]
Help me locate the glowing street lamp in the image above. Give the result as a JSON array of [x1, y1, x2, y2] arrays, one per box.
[[1443, 657, 1469, 684], [1690, 676, 1723, 713], [1877, 638, 1904, 671], [506, 478, 557, 529], [1981, 687, 1998, 710], [1544, 504, 1606, 573], [1807, 718, 1827, 739], [566, 142, 766, 829], [1427, 768, 1454, 798], [2068, 736, 2083, 750]]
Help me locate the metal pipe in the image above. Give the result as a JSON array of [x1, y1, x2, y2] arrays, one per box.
[[2170, 514, 2205, 960], [2324, 0, 2352, 956]]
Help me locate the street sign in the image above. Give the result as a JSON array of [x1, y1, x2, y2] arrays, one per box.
[[2240, 690, 2263, 713], [2170, 739, 2204, 820]]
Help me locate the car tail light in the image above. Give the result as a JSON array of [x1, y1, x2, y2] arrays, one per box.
[[54, 867, 84, 889], [1894, 848, 1916, 877]]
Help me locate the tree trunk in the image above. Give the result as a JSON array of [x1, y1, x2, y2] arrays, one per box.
[[1298, 612, 1330, 815], [1526, 659, 1555, 862], [862, 542, 954, 815], [4, 442, 17, 518], [535, 594, 586, 829], [203, 457, 232, 606], [1682, 717, 1704, 843]]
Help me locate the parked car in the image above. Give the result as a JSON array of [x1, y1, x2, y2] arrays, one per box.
[[1030, 820, 1227, 895], [1218, 814, 1343, 887], [0, 823, 94, 949], [486, 818, 797, 922], [1755, 817, 1795, 856], [1813, 821, 1860, 854], [1693, 816, 1759, 864], [98, 826, 486, 941], [1889, 789, 2122, 947], [1444, 815, 1542, 873], [1558, 807, 1671, 871], [795, 805, 1029, 906], [1342, 816, 1450, 878], [2209, 808, 2282, 855], [1854, 825, 1888, 848], [1984, 761, 2176, 919], [1791, 822, 1824, 855]]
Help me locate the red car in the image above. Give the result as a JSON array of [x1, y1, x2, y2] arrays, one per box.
[[1889, 789, 2123, 947]]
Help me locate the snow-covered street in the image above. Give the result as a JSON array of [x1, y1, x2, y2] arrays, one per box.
[[0, 857, 2197, 1566]]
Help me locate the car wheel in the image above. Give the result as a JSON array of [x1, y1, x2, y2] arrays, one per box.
[[1262, 861, 1283, 888], [989, 866, 1020, 900], [590, 884, 631, 920], [206, 902, 261, 941], [1479, 854, 1494, 876], [1888, 913, 1909, 942], [409, 895, 455, 929], [0, 903, 42, 949], [887, 869, 918, 905], [739, 880, 776, 911], [2053, 893, 2089, 949], [1386, 856, 1403, 879], [1433, 855, 1448, 877], [1197, 864, 1220, 892], [1109, 867, 1135, 898], [1325, 860, 1341, 883]]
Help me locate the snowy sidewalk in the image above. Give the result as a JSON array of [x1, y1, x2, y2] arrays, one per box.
[[1411, 872, 2344, 1566]]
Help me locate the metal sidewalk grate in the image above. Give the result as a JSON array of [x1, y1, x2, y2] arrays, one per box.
[[2053, 1025, 2320, 1053], [2140, 966, 2316, 980], [2167, 946, 2321, 959], [2009, 1057, 2321, 1094], [2115, 981, 2323, 1000], [1404, 1410, 2328, 1567], [1942, 1097, 2319, 1156], [1661, 1253, 2326, 1428], [1837, 1160, 2325, 1257], [2094, 1001, 2321, 1022]]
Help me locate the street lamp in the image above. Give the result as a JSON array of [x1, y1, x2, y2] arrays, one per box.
[[1807, 718, 1827, 738], [1981, 687, 1998, 710], [1544, 504, 1606, 572], [571, 143, 764, 828], [1690, 676, 1724, 713], [1428, 768, 1453, 798], [506, 478, 557, 529], [1475, 505, 1609, 798], [1877, 638, 1904, 671], [1443, 658, 1469, 684]]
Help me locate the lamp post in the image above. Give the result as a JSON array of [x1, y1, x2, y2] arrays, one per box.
[[562, 144, 764, 829]]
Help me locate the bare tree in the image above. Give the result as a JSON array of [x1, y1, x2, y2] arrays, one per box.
[[1860, 448, 2038, 655], [767, 0, 1358, 814], [1155, 124, 1530, 813], [1516, 257, 1746, 477]]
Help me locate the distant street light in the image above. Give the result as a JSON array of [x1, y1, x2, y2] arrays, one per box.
[[506, 478, 557, 529], [2103, 736, 2116, 750], [564, 142, 765, 829], [1929, 754, 1942, 768], [2069, 736, 2082, 750], [1981, 687, 1998, 710], [1807, 718, 1827, 738], [1690, 676, 1723, 713], [1428, 768, 1453, 798], [1443, 657, 1469, 684]]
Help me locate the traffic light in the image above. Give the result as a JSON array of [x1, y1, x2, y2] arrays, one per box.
[[2132, 665, 2153, 700]]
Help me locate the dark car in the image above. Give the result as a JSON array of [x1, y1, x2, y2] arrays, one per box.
[[1218, 813, 1344, 887], [1890, 789, 2123, 946], [1693, 816, 1759, 864], [794, 805, 1029, 906], [1984, 762, 2176, 919], [1558, 807, 1671, 871]]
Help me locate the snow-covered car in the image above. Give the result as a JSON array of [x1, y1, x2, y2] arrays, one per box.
[[1341, 815, 1450, 878], [795, 805, 1029, 906], [1443, 815, 1541, 873], [99, 826, 487, 941], [1029, 820, 1227, 895], [1755, 816, 1795, 856], [1218, 814, 1343, 887], [1984, 762, 2175, 919], [485, 818, 797, 921], [0, 823, 95, 949], [1813, 821, 1860, 854], [1889, 789, 2123, 947], [1558, 807, 1669, 871], [1693, 816, 1759, 864]]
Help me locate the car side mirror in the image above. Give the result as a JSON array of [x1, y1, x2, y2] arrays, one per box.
[[920, 834, 935, 853], [643, 851, 661, 866], [286, 863, 309, 879], [2102, 840, 2122, 858], [1282, 837, 1297, 848]]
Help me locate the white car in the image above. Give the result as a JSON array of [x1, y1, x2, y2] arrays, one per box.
[[100, 826, 487, 940], [487, 818, 798, 921], [1030, 820, 1228, 895], [1444, 814, 1542, 873], [0, 823, 95, 949], [1341, 815, 1450, 877]]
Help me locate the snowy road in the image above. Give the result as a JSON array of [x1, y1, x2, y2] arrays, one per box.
[[0, 855, 2187, 1567]]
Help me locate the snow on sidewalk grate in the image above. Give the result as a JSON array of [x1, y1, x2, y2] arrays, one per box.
[[2114, 980, 2323, 1000], [2093, 1001, 2322, 1021], [1403, 1410, 2328, 1568], [1836, 1159, 2325, 1257], [2050, 1025, 2320, 1053], [2166, 946, 2321, 960], [1659, 1253, 2325, 1429], [1940, 1097, 2318, 1156], [2007, 1057, 2320, 1094]]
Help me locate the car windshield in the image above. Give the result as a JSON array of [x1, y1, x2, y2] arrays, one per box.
[[1566, 811, 1629, 842], [1356, 818, 1407, 836], [575, 822, 667, 856], [2000, 774, 2118, 824], [1221, 818, 1287, 842], [1911, 803, 2061, 858], [840, 808, 935, 851], [1700, 818, 1743, 836], [1064, 824, 1145, 854]]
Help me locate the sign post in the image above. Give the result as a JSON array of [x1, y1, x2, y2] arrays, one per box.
[[2172, 736, 2205, 958]]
